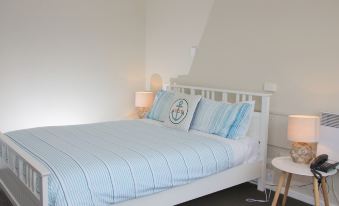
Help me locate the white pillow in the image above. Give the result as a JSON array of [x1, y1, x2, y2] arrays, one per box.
[[164, 93, 201, 132]]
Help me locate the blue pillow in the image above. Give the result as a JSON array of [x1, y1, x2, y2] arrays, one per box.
[[146, 90, 174, 122], [226, 102, 254, 139], [190, 98, 254, 138]]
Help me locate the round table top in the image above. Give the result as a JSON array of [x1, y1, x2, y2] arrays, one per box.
[[272, 156, 337, 177]]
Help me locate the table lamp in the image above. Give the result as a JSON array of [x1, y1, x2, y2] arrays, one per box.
[[288, 115, 320, 164], [135, 91, 154, 118]]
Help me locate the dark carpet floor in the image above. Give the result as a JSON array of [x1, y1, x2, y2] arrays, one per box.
[[178, 183, 311, 206], [0, 189, 12, 206], [0, 183, 310, 206]]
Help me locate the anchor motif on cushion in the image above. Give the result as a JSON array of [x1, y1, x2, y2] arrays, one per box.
[[169, 99, 188, 124]]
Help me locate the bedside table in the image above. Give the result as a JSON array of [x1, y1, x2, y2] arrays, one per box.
[[271, 156, 337, 206]]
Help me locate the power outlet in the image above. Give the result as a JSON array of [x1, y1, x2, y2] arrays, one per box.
[[263, 82, 277, 92]]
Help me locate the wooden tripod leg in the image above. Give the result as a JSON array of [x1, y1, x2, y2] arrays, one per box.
[[272, 171, 287, 206], [282, 173, 292, 206], [321, 177, 330, 206], [313, 177, 320, 206]]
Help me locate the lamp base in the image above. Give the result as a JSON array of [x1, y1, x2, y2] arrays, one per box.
[[136, 107, 148, 119], [290, 142, 314, 164]]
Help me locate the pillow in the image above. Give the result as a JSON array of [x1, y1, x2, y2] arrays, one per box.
[[226, 102, 254, 139], [190, 98, 254, 139], [146, 90, 174, 122], [164, 93, 201, 132]]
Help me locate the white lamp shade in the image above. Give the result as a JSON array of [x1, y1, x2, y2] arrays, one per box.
[[287, 115, 320, 143], [135, 92, 154, 108]]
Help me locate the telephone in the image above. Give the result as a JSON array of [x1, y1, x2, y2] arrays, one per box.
[[310, 154, 339, 182], [310, 154, 339, 173]]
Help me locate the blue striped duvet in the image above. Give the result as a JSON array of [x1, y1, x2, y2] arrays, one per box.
[[6, 120, 234, 206]]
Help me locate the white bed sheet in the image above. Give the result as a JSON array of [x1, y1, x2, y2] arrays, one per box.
[[140, 119, 260, 166]]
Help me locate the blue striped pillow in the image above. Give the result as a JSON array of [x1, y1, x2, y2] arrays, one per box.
[[226, 102, 254, 139], [190, 99, 240, 137], [190, 98, 254, 139], [146, 90, 174, 122]]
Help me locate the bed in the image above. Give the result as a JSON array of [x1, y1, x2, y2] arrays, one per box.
[[0, 84, 271, 206]]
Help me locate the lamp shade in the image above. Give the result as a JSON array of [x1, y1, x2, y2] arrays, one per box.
[[135, 92, 154, 108], [287, 115, 320, 143]]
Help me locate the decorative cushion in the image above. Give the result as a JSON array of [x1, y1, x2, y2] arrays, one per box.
[[191, 98, 254, 139], [164, 93, 201, 132], [146, 90, 174, 122]]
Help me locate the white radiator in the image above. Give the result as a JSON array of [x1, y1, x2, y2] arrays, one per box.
[[317, 112, 339, 162]]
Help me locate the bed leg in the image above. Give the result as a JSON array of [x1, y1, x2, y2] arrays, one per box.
[[257, 96, 270, 192], [41, 175, 49, 206], [257, 176, 266, 191], [257, 161, 267, 191]]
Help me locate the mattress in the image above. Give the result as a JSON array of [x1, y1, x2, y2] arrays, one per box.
[[5, 120, 259, 206]]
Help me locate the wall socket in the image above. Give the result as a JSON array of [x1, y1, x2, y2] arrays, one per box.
[[263, 82, 277, 92]]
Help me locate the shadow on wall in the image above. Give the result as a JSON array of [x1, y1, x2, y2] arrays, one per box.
[[170, 0, 339, 115], [150, 73, 163, 92]]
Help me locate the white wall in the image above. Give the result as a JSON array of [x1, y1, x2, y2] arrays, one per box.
[[145, 0, 214, 88], [176, 0, 339, 116], [146, 0, 339, 205], [0, 0, 145, 132], [1, 0, 338, 204]]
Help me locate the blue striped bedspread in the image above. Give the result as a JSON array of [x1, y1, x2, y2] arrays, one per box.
[[6, 120, 236, 206]]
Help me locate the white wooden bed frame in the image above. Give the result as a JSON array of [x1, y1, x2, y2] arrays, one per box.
[[0, 84, 271, 206]]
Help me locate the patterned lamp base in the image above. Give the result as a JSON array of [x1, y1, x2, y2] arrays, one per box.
[[137, 107, 148, 119], [290, 142, 314, 164]]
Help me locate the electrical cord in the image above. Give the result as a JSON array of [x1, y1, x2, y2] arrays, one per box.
[[245, 183, 313, 203], [314, 171, 339, 205], [245, 188, 272, 203], [245, 182, 314, 204], [247, 169, 338, 204], [246, 175, 331, 204], [332, 175, 339, 204], [266, 182, 313, 188], [311, 168, 323, 184], [293, 182, 313, 188], [326, 177, 330, 195]]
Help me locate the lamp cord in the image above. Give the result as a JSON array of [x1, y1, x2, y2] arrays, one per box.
[[246, 176, 337, 204], [332, 175, 339, 204], [245, 188, 272, 203]]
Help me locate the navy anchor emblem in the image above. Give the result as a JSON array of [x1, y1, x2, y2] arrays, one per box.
[[169, 99, 188, 124]]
